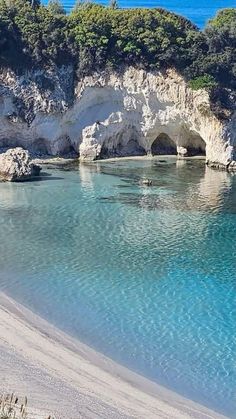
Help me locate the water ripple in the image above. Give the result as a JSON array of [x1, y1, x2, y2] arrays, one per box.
[[0, 159, 235, 417]]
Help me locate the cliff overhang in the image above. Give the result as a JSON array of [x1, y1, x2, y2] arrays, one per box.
[[0, 66, 235, 170]]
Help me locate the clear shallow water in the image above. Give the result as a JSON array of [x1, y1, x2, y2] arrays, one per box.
[[42, 0, 236, 28], [0, 158, 235, 417]]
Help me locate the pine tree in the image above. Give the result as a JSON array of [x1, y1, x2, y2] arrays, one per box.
[[47, 0, 65, 15], [109, 0, 118, 9], [31, 0, 40, 7], [73, 0, 91, 11]]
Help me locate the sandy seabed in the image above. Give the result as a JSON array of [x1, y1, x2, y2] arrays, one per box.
[[0, 293, 228, 419]]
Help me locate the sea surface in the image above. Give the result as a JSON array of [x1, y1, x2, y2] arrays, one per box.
[[42, 0, 236, 28], [0, 158, 235, 417]]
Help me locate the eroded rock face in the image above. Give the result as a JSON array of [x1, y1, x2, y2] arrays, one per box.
[[0, 67, 235, 169], [0, 148, 41, 181]]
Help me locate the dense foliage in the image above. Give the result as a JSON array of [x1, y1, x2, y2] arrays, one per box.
[[188, 74, 218, 91], [0, 0, 235, 95], [187, 9, 236, 91]]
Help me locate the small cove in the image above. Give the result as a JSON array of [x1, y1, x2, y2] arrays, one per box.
[[0, 157, 235, 417]]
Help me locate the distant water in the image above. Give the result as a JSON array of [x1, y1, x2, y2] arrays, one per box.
[[0, 158, 235, 417], [42, 0, 236, 28]]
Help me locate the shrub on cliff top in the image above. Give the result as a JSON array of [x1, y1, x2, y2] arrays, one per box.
[[188, 74, 218, 91], [0, 1, 235, 94]]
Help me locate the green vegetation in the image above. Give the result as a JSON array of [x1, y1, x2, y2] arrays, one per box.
[[187, 8, 236, 90], [0, 1, 235, 94], [188, 74, 218, 91], [47, 0, 66, 15]]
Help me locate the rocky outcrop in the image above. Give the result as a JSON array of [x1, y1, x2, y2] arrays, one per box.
[[177, 146, 188, 158], [0, 148, 41, 181], [0, 66, 235, 169]]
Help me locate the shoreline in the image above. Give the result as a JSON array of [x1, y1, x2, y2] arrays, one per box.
[[32, 154, 206, 166], [93, 155, 207, 163], [0, 292, 228, 419]]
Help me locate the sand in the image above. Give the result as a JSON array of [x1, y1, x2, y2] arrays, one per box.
[[0, 293, 228, 419]]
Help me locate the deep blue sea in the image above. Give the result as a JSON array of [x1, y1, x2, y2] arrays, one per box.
[[0, 158, 235, 417], [42, 0, 236, 28]]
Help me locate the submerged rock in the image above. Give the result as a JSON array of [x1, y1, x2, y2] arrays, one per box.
[[228, 161, 236, 171], [207, 159, 236, 172], [140, 178, 153, 186], [0, 147, 41, 181]]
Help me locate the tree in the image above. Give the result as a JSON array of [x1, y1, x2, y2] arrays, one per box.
[[73, 0, 91, 11], [2, 0, 40, 8], [47, 0, 65, 15], [30, 0, 40, 8], [109, 0, 118, 9], [0, 0, 235, 100]]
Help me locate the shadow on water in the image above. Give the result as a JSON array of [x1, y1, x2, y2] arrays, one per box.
[[40, 162, 79, 172], [0, 172, 65, 184], [34, 172, 65, 182]]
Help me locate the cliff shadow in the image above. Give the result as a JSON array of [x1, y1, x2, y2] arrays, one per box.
[[179, 127, 206, 156], [100, 133, 146, 158], [150, 131, 206, 157], [151, 134, 177, 155]]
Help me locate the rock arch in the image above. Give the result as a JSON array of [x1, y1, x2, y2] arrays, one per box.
[[178, 129, 206, 156], [151, 133, 177, 155], [100, 129, 146, 158]]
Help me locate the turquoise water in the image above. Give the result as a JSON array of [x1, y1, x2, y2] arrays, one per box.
[[0, 158, 235, 417], [42, 0, 236, 28]]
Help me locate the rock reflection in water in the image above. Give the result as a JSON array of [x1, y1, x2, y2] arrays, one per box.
[[0, 157, 235, 416], [98, 159, 233, 214]]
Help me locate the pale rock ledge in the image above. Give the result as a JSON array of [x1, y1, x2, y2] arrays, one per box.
[[0, 67, 235, 170]]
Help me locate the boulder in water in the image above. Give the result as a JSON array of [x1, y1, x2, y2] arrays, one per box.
[[0, 147, 41, 181]]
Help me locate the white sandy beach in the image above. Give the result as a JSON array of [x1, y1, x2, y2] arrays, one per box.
[[0, 293, 228, 419]]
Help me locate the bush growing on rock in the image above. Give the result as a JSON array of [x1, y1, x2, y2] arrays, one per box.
[[188, 74, 218, 91]]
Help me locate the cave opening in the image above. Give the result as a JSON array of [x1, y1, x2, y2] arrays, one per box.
[[179, 128, 206, 157], [100, 137, 146, 158], [30, 138, 49, 155], [187, 137, 206, 156], [151, 133, 177, 155]]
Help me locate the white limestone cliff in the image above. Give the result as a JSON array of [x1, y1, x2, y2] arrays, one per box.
[[0, 66, 235, 169]]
